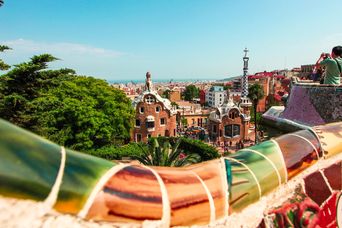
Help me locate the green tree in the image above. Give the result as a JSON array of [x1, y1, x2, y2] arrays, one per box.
[[183, 85, 199, 101], [87, 143, 147, 160], [247, 83, 264, 144], [162, 89, 170, 99], [0, 54, 135, 150], [0, 45, 11, 71], [171, 101, 179, 109], [136, 138, 201, 167]]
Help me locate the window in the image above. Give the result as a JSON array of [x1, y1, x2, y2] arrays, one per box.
[[136, 134, 142, 142], [192, 118, 195, 124], [229, 110, 239, 119], [156, 106, 160, 113], [224, 124, 240, 138], [146, 121, 155, 129], [140, 107, 144, 113], [145, 95, 155, 104], [213, 125, 217, 133], [147, 134, 152, 138], [135, 119, 141, 127], [160, 118, 165, 125]]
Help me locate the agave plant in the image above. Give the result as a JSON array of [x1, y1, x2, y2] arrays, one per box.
[[135, 138, 201, 167]]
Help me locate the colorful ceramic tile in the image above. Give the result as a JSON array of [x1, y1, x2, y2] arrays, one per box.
[[229, 150, 280, 196], [304, 172, 332, 206], [265, 186, 321, 228], [86, 165, 163, 223], [316, 192, 339, 228], [54, 149, 114, 214], [275, 133, 319, 178], [242, 140, 287, 183], [313, 122, 342, 158], [154, 166, 211, 226], [225, 157, 260, 213], [323, 162, 342, 190], [185, 159, 228, 219], [0, 120, 61, 201]]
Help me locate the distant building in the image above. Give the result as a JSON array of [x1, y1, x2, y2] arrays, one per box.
[[199, 89, 206, 106], [169, 89, 181, 102], [301, 64, 315, 79], [248, 72, 287, 112], [208, 96, 251, 144], [175, 101, 211, 129], [232, 78, 242, 90], [205, 86, 227, 107], [132, 72, 177, 142]]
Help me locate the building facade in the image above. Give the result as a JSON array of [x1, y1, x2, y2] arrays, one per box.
[[205, 86, 227, 107], [132, 72, 177, 142], [208, 97, 251, 144]]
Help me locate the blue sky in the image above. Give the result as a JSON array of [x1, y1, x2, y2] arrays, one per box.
[[1, 0, 341, 81]]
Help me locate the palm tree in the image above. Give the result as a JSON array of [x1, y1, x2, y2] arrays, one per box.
[[0, 0, 4, 7], [247, 84, 264, 144], [135, 138, 201, 167]]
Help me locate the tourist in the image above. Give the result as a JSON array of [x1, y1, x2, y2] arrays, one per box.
[[315, 46, 342, 85]]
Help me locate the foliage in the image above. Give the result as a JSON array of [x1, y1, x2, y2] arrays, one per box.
[[171, 101, 179, 109], [149, 136, 220, 161], [0, 45, 11, 71], [0, 54, 135, 150], [248, 83, 264, 106], [136, 138, 201, 167], [223, 85, 232, 90], [162, 89, 170, 99], [248, 83, 264, 143], [266, 95, 282, 110], [178, 137, 220, 160], [183, 84, 199, 101], [181, 117, 188, 127], [0, 0, 3, 7], [87, 143, 147, 160], [250, 108, 262, 124]]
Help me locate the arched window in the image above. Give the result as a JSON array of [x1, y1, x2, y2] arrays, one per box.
[[229, 109, 239, 119], [224, 124, 240, 138]]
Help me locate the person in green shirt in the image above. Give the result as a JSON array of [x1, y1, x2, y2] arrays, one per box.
[[315, 46, 342, 85]]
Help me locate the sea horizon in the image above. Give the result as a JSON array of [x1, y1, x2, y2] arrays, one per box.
[[108, 76, 239, 84]]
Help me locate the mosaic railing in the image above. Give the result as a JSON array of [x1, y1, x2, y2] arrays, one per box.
[[0, 119, 341, 227]]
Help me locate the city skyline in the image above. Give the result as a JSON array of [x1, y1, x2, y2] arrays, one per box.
[[1, 0, 341, 80]]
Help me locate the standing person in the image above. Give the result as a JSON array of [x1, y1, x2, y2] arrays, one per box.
[[315, 46, 342, 85]]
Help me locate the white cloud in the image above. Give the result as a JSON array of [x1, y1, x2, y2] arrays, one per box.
[[1, 39, 123, 58]]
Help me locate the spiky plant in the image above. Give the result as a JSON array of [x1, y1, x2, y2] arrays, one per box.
[[135, 138, 201, 167]]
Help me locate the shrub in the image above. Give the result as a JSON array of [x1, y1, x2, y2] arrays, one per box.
[[149, 136, 220, 161], [86, 142, 147, 160]]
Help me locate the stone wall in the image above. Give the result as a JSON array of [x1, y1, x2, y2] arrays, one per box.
[[280, 84, 342, 126]]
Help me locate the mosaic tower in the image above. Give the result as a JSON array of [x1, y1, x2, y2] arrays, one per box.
[[241, 48, 249, 97], [239, 48, 252, 117]]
